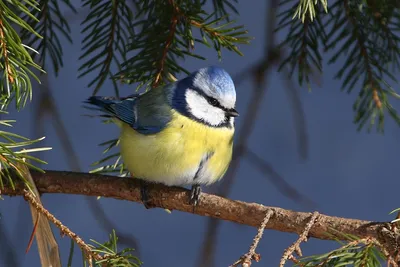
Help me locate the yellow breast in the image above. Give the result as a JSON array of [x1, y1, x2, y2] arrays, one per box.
[[119, 110, 234, 186]]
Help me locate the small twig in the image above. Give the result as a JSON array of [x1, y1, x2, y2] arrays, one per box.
[[0, 18, 14, 83], [22, 189, 103, 262], [244, 209, 274, 266], [288, 254, 300, 265], [229, 254, 261, 267], [25, 212, 40, 253], [153, 0, 178, 87], [369, 236, 399, 267], [343, 0, 382, 110], [230, 209, 274, 267], [280, 211, 320, 267], [387, 257, 398, 267], [18, 163, 61, 267], [322, 237, 397, 267]]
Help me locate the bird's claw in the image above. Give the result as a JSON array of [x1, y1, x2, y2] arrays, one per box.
[[189, 184, 201, 206], [140, 180, 153, 209]]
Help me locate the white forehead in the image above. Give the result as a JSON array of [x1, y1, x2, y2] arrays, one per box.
[[192, 67, 236, 109]]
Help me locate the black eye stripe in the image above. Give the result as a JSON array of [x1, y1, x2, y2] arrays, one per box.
[[207, 97, 219, 106], [189, 87, 227, 110], [205, 96, 232, 113]]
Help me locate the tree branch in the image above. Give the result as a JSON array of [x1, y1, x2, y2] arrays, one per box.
[[344, 0, 382, 109], [0, 17, 13, 84], [2, 170, 397, 250], [153, 0, 179, 87]]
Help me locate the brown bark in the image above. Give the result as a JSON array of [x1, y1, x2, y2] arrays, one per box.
[[2, 170, 398, 254]]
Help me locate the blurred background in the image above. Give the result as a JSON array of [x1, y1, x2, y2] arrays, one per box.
[[1, 0, 400, 266]]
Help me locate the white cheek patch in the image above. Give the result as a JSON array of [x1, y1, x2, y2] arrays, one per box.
[[185, 89, 226, 126]]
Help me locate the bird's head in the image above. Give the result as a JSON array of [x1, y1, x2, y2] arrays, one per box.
[[172, 66, 238, 128]]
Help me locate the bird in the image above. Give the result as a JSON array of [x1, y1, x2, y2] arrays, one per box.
[[85, 66, 238, 207]]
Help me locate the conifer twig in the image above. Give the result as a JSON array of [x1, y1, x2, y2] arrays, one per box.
[[280, 211, 320, 267], [22, 189, 103, 262], [343, 0, 382, 110], [229, 254, 261, 267], [0, 18, 12, 84], [153, 0, 179, 87], [300, 237, 397, 267], [230, 209, 274, 267], [18, 163, 61, 267], [244, 209, 274, 265]]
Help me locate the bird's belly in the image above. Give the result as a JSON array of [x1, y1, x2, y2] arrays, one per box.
[[119, 115, 234, 186]]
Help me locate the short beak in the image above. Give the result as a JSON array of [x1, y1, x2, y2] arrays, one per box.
[[227, 108, 239, 117]]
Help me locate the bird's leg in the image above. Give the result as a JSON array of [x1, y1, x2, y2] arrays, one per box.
[[139, 179, 153, 209], [189, 184, 202, 206]]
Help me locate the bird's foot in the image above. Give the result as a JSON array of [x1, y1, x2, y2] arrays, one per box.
[[189, 184, 201, 206], [140, 180, 154, 209]]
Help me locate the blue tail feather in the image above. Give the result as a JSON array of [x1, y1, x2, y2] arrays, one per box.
[[85, 96, 136, 126], [85, 93, 167, 135]]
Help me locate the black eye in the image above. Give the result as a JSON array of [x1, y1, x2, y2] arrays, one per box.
[[209, 98, 219, 106]]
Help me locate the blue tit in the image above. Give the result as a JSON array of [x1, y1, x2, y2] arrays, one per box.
[[86, 66, 238, 207]]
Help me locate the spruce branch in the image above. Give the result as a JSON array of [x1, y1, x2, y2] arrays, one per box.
[[2, 170, 400, 251], [344, 0, 383, 108], [0, 112, 51, 193], [292, 0, 328, 22], [117, 1, 250, 90], [4, 171, 400, 265], [79, 0, 134, 96], [3, 171, 400, 265], [20, 164, 61, 267], [280, 211, 320, 267], [149, 0, 249, 87], [152, 0, 180, 87], [0, 18, 11, 84], [0, 0, 43, 110], [277, 0, 326, 89], [89, 137, 128, 177], [230, 209, 274, 267], [23, 189, 141, 267], [278, 0, 400, 132], [24, 189, 102, 264], [325, 0, 400, 132], [297, 236, 389, 266], [20, 0, 76, 75], [190, 15, 250, 59], [209, 0, 238, 19], [89, 230, 142, 267], [83, 106, 127, 176]]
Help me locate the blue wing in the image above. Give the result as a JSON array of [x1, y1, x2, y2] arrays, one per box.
[[85, 92, 171, 135], [85, 95, 138, 125]]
